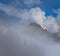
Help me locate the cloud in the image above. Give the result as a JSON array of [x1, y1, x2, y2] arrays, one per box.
[[0, 19, 44, 56], [24, 0, 41, 7], [0, 3, 60, 56], [44, 16, 59, 33], [0, 16, 60, 56], [55, 9, 60, 27], [0, 3, 34, 24], [0, 3, 60, 33], [29, 7, 59, 33]]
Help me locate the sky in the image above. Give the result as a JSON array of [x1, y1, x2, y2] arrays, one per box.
[[0, 0, 60, 16], [0, 0, 60, 56]]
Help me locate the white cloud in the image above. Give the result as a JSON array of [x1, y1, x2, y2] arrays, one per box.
[[0, 3, 60, 33], [24, 0, 41, 7], [0, 3, 33, 24], [29, 7, 59, 33], [44, 16, 59, 33], [55, 9, 60, 27]]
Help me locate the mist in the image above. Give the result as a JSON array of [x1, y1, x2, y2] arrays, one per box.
[[0, 15, 60, 56]]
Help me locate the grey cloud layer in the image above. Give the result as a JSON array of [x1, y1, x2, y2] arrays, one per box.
[[0, 19, 60, 56], [0, 21, 44, 56]]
